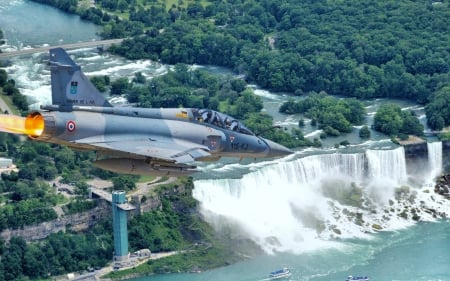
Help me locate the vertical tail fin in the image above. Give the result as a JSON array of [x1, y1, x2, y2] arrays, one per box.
[[48, 48, 112, 111]]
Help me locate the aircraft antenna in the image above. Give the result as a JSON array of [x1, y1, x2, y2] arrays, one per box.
[[255, 125, 282, 136]]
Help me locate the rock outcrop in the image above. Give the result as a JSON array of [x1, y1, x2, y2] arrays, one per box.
[[435, 174, 450, 198]]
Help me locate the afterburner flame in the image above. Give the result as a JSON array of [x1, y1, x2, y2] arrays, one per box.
[[0, 113, 44, 137]]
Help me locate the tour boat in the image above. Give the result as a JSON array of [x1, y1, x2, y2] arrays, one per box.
[[346, 276, 370, 281], [268, 267, 291, 279]]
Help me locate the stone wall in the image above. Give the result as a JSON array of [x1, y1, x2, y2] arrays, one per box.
[[403, 142, 428, 158], [0, 194, 165, 242], [0, 200, 111, 242]]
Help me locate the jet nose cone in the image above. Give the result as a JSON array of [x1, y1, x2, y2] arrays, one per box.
[[263, 139, 294, 158]]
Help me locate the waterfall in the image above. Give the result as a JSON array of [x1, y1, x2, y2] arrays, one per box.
[[193, 153, 367, 254], [365, 147, 408, 203], [193, 146, 448, 254], [427, 141, 442, 180], [366, 147, 407, 183]]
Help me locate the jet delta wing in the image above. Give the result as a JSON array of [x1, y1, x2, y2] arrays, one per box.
[[0, 48, 293, 176]]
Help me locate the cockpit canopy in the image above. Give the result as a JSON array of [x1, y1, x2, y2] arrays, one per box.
[[194, 109, 254, 135]]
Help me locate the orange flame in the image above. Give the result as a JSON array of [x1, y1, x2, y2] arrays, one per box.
[[0, 114, 44, 137]]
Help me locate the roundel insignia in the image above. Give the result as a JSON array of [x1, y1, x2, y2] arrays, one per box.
[[66, 120, 76, 132]]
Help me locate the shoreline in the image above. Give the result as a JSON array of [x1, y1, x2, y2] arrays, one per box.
[[55, 251, 179, 281]]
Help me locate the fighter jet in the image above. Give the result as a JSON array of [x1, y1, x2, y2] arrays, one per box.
[[0, 48, 292, 176]]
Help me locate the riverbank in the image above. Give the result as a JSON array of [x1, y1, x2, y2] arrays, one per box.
[[54, 251, 180, 281]]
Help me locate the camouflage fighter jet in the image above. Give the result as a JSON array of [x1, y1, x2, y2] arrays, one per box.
[[0, 48, 292, 176]]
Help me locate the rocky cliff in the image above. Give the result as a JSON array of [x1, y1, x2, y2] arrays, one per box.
[[0, 190, 165, 242]]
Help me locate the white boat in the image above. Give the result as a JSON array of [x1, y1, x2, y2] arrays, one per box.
[[346, 276, 370, 281], [268, 267, 291, 279]]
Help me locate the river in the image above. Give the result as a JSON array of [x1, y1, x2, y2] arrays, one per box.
[[1, 1, 450, 281]]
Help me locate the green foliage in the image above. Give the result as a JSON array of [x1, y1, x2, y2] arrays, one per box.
[[64, 199, 97, 215], [226, 89, 263, 119], [359, 125, 371, 139], [107, 245, 244, 279], [110, 77, 130, 96], [425, 86, 450, 130], [29, 0, 78, 13], [0, 197, 58, 230], [0, 69, 7, 86], [90, 75, 110, 92], [374, 104, 423, 137], [280, 93, 365, 137], [128, 206, 185, 252], [244, 112, 316, 148], [112, 175, 138, 191], [298, 119, 305, 127], [438, 132, 450, 141], [0, 224, 113, 279], [0, 77, 28, 114], [101, 0, 447, 101], [82, 0, 450, 128]]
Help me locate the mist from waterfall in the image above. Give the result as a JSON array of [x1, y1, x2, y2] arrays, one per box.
[[193, 144, 450, 254]]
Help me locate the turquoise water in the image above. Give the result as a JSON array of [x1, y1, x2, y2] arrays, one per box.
[[129, 221, 450, 281], [0, 0, 99, 49]]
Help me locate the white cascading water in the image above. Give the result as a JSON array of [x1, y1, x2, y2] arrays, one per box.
[[193, 144, 450, 254], [365, 147, 408, 203], [427, 141, 443, 180]]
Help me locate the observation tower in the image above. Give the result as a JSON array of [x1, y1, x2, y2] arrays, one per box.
[[112, 190, 136, 267]]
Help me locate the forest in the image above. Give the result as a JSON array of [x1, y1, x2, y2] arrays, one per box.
[[30, 0, 450, 131]]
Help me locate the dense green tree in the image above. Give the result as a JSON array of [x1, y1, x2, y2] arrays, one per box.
[[359, 125, 371, 139], [54, 146, 76, 172], [373, 104, 403, 136], [92, 0, 450, 133], [425, 86, 450, 130], [23, 244, 49, 278], [112, 175, 137, 191], [90, 76, 110, 92], [31, 0, 77, 13], [279, 93, 365, 136], [0, 69, 7, 86], [110, 77, 130, 96], [374, 104, 423, 137], [244, 112, 316, 148], [3, 237, 26, 280]]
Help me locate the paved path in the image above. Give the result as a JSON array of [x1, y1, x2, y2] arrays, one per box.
[[56, 251, 180, 281], [0, 95, 14, 115], [131, 177, 178, 196]]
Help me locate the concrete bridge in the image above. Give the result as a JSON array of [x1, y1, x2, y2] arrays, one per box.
[[90, 187, 136, 211], [0, 38, 124, 58]]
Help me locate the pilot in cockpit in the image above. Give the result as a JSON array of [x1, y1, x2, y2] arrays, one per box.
[[201, 110, 212, 123], [225, 117, 239, 131]]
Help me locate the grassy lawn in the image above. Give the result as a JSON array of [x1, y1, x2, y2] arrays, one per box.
[[138, 175, 157, 183]]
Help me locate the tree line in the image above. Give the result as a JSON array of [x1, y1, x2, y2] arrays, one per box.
[[30, 0, 450, 132]]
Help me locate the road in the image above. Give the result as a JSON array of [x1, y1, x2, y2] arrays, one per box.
[[57, 251, 180, 281], [0, 38, 124, 58], [0, 95, 13, 114]]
